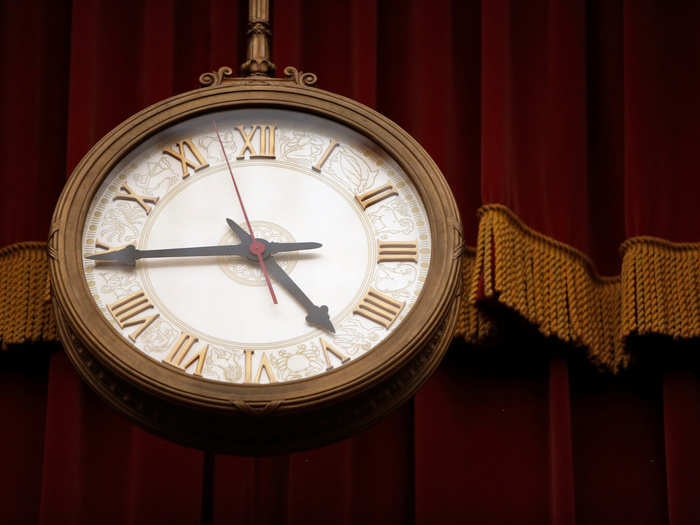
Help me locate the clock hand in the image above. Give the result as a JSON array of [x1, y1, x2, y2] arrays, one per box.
[[226, 218, 322, 256], [263, 256, 335, 333], [86, 242, 322, 266], [214, 121, 277, 304], [226, 217, 252, 245], [267, 241, 322, 255]]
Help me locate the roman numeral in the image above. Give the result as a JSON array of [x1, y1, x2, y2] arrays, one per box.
[[312, 140, 339, 172], [163, 139, 209, 179], [113, 184, 159, 214], [353, 288, 405, 329], [355, 183, 398, 209], [107, 290, 159, 341], [377, 241, 418, 263], [244, 349, 276, 383], [320, 338, 349, 370], [235, 125, 276, 159], [164, 332, 209, 377]]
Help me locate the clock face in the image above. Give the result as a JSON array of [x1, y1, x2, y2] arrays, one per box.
[[81, 109, 432, 385]]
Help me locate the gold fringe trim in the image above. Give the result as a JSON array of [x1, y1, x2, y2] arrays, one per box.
[[455, 246, 493, 342], [469, 205, 627, 371], [621, 236, 700, 340], [0, 242, 57, 348], [2, 221, 698, 372]]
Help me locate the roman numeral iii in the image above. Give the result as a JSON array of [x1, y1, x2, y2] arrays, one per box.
[[163, 139, 209, 179], [353, 288, 405, 329], [236, 125, 276, 159], [355, 183, 398, 209], [107, 290, 159, 341], [377, 241, 418, 263]]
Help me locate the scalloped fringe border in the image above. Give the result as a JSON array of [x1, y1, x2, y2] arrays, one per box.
[[0, 242, 56, 348], [467, 205, 700, 372], [2, 216, 698, 371], [469, 205, 625, 370], [621, 237, 700, 341], [455, 246, 493, 342]]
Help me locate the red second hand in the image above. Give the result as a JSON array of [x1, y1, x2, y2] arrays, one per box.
[[213, 121, 278, 304]]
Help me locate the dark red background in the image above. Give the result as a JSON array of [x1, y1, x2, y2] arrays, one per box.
[[1, 1, 699, 523]]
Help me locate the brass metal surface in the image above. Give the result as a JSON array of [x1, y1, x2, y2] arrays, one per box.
[[49, 77, 463, 454]]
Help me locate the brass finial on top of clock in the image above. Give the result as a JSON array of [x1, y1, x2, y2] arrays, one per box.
[[240, 0, 276, 77]]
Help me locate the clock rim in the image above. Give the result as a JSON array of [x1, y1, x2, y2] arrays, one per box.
[[49, 80, 463, 415]]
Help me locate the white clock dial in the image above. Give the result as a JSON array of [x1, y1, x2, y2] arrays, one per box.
[[82, 109, 431, 384]]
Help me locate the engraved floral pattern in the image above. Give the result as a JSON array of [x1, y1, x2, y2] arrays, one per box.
[[82, 109, 431, 384], [140, 318, 179, 357], [203, 347, 243, 382], [270, 343, 325, 381], [277, 130, 325, 166], [325, 146, 380, 193], [367, 199, 415, 239]]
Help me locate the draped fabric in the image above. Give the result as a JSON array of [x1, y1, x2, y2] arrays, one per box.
[[1, 1, 699, 523]]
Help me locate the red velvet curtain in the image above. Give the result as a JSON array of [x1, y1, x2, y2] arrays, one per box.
[[2, 1, 699, 523]]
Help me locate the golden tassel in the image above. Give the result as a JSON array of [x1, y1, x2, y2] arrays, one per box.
[[0, 242, 57, 348]]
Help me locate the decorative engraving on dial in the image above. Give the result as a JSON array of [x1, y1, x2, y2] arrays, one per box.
[[217, 221, 297, 286], [312, 140, 339, 172], [107, 290, 159, 341], [113, 184, 159, 214], [163, 139, 209, 179], [320, 338, 350, 370], [82, 110, 432, 384], [244, 349, 276, 384], [164, 332, 209, 377], [353, 288, 405, 329], [269, 344, 325, 381], [203, 347, 243, 382], [377, 241, 418, 263], [355, 184, 398, 210], [235, 125, 276, 159]]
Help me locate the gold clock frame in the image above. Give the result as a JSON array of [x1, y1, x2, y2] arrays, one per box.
[[49, 72, 463, 454]]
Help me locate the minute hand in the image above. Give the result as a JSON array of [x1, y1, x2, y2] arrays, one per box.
[[87, 243, 321, 266], [263, 256, 335, 333]]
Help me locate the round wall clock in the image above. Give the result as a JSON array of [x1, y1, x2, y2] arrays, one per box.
[[49, 14, 462, 454]]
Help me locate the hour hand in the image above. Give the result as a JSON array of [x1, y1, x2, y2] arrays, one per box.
[[263, 256, 335, 333], [86, 244, 249, 266], [226, 218, 323, 256], [226, 218, 252, 245], [267, 242, 322, 255]]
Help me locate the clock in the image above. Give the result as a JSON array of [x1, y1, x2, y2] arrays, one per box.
[[48, 68, 463, 454]]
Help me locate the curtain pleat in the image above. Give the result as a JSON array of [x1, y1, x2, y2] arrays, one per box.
[[1, 1, 698, 523]]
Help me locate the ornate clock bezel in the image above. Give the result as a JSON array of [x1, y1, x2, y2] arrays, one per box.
[[49, 73, 463, 454]]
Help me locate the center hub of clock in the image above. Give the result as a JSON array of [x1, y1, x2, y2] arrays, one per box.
[[217, 220, 297, 287], [249, 239, 266, 256]]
